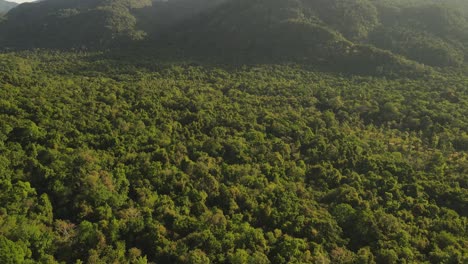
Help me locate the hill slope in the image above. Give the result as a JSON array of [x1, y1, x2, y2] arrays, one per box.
[[0, 0, 467, 70], [151, 0, 426, 75], [370, 0, 468, 67], [0, 0, 152, 48]]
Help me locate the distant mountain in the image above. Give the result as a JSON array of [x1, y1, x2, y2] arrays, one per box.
[[1, 0, 468, 71], [0, 0, 153, 48], [370, 0, 468, 67], [0, 0, 227, 49], [161, 0, 468, 68], [0, 0, 17, 14], [135, 0, 227, 37], [146, 0, 419, 75]]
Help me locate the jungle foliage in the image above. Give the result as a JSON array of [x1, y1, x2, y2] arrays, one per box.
[[0, 0, 468, 263], [0, 52, 466, 263]]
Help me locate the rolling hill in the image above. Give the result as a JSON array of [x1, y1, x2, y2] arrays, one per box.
[[0, 0, 152, 48], [0, 0, 467, 71]]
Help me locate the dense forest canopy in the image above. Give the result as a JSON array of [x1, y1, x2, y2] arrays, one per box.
[[0, 51, 466, 263], [0, 0, 467, 263]]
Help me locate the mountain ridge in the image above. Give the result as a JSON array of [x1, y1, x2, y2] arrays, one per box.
[[0, 0, 467, 73]]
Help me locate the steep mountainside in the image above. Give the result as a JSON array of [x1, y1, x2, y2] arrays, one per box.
[[153, 0, 424, 75], [0, 0, 468, 69], [135, 0, 227, 37], [371, 0, 468, 67]]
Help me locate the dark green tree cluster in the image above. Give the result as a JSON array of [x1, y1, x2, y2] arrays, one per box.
[[369, 26, 464, 67], [308, 0, 379, 40], [0, 52, 466, 263], [370, 1, 468, 67], [0, 0, 151, 48]]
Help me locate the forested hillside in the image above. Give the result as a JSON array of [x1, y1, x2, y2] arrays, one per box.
[[0, 0, 153, 48], [1, 0, 468, 69], [0, 52, 467, 263], [0, 0, 467, 263]]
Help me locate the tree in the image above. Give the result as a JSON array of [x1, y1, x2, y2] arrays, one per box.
[[0, 236, 27, 264]]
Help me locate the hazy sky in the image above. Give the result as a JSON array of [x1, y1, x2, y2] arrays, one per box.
[[10, 0, 36, 3]]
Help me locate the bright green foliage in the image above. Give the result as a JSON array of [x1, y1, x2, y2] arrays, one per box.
[[0, 52, 466, 263], [0, 236, 27, 264]]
